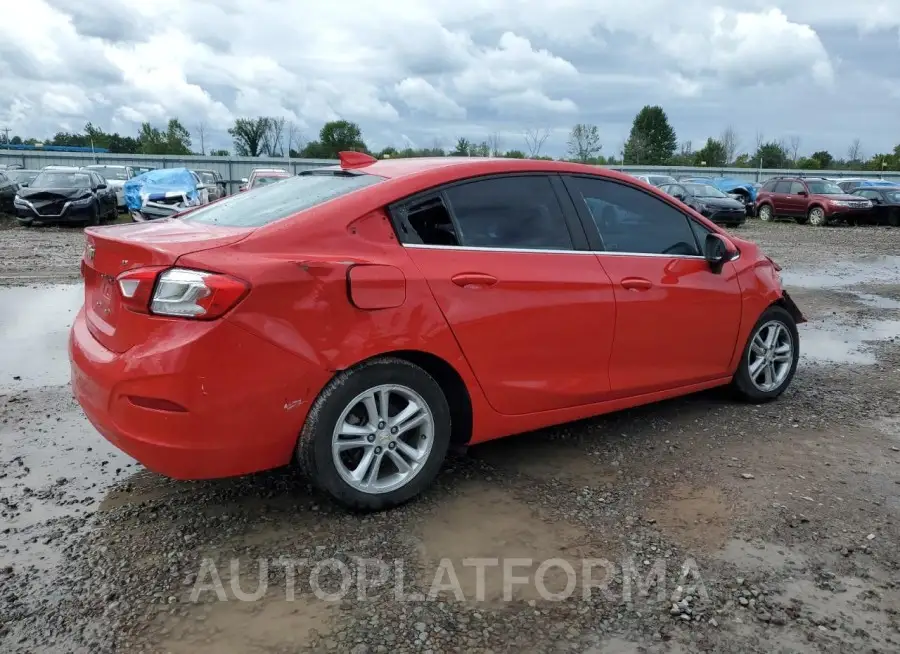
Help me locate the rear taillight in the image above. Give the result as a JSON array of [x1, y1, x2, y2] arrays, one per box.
[[116, 267, 249, 320]]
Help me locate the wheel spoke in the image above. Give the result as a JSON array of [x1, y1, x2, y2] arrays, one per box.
[[391, 402, 427, 436], [336, 437, 370, 451], [361, 451, 385, 488], [387, 449, 412, 473], [763, 362, 775, 387], [749, 357, 766, 378], [764, 325, 778, 348], [361, 392, 379, 428], [377, 389, 391, 424], [351, 447, 376, 482], [750, 336, 766, 356], [340, 422, 372, 437], [395, 439, 425, 464]]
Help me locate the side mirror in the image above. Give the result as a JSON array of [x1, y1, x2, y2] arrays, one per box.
[[871, 197, 882, 205], [704, 233, 738, 273], [674, 193, 685, 201], [97, 183, 107, 189], [20, 182, 28, 188]]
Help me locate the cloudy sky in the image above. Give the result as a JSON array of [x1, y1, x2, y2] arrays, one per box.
[[1, 0, 899, 159]]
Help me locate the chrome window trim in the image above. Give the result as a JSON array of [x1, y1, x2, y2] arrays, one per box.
[[402, 243, 708, 260]]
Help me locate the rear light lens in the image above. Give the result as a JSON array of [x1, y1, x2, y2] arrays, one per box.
[[115, 267, 249, 320]]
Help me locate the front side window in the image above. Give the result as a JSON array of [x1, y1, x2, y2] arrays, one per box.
[[566, 176, 701, 256], [443, 176, 573, 250], [789, 182, 806, 194]]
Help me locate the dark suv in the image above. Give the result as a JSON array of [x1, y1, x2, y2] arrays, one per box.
[[755, 177, 873, 226]]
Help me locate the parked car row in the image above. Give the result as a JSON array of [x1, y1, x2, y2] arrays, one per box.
[[630, 172, 898, 227], [755, 176, 899, 226], [239, 167, 291, 192]]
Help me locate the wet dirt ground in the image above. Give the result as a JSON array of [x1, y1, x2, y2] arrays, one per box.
[[2, 219, 900, 653]]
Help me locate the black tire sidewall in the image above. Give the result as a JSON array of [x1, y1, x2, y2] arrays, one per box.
[[733, 305, 800, 402], [759, 204, 773, 221], [298, 358, 451, 511]]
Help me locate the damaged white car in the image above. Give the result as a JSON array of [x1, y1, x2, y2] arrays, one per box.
[[124, 167, 210, 221]]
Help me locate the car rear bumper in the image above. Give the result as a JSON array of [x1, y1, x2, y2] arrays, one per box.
[[68, 307, 329, 480]]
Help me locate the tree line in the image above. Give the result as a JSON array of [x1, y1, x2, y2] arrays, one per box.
[[3, 108, 898, 171]]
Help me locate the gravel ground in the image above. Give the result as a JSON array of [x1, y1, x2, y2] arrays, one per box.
[[2, 217, 900, 653]]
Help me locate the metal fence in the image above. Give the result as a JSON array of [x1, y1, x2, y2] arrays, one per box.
[[2, 150, 898, 190]]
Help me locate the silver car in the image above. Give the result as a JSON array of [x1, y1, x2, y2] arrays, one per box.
[[82, 164, 136, 209]]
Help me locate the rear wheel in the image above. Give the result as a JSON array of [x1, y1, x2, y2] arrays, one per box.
[[757, 204, 774, 222], [297, 357, 451, 511], [808, 206, 827, 226], [732, 305, 799, 403]]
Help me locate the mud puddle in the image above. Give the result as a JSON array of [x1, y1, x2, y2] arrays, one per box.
[[0, 283, 83, 393], [781, 255, 900, 289], [799, 319, 900, 364]]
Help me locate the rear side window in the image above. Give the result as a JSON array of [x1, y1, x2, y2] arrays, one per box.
[[393, 175, 574, 251], [182, 172, 383, 227], [445, 176, 573, 250], [566, 176, 700, 256], [773, 181, 791, 193]]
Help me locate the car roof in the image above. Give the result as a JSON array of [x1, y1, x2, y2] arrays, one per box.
[[321, 156, 661, 183]]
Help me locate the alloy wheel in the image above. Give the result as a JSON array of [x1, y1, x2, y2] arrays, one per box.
[[747, 320, 794, 393], [759, 205, 773, 221], [809, 207, 826, 226], [331, 384, 435, 495]]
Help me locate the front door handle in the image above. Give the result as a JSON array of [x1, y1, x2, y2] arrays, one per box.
[[621, 277, 652, 291], [451, 272, 498, 288]]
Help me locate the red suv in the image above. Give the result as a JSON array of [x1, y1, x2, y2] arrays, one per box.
[[755, 177, 873, 226]]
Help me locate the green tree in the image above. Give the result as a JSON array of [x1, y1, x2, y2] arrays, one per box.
[[808, 150, 834, 169], [504, 149, 526, 158], [753, 141, 789, 169], [451, 137, 471, 156], [229, 118, 270, 157], [319, 120, 366, 157], [692, 138, 727, 167], [164, 118, 192, 155], [210, 149, 230, 156], [623, 105, 677, 165], [566, 123, 602, 163]]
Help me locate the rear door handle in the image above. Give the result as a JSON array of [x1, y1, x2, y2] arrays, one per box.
[[451, 273, 498, 288], [621, 277, 652, 291]]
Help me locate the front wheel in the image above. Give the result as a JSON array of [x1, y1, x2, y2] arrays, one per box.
[[732, 305, 799, 403], [757, 204, 774, 222], [297, 357, 452, 511], [808, 206, 827, 226]]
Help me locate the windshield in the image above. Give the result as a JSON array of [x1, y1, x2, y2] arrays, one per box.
[[182, 172, 384, 227], [199, 172, 217, 184], [86, 166, 128, 180], [31, 172, 91, 188], [684, 183, 727, 198], [806, 181, 843, 194]]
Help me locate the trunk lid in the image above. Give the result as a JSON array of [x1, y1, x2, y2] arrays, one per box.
[[82, 219, 252, 353]]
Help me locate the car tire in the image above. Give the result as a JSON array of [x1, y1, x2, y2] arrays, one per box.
[[731, 305, 799, 403], [808, 206, 827, 226], [297, 357, 452, 512], [757, 204, 774, 222], [86, 204, 101, 227]]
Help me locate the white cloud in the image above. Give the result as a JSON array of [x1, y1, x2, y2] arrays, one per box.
[[0, 0, 896, 157]]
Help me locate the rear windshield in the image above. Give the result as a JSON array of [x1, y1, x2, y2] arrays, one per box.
[[181, 172, 384, 227]]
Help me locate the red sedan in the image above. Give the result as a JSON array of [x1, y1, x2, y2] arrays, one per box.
[[70, 152, 804, 511]]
